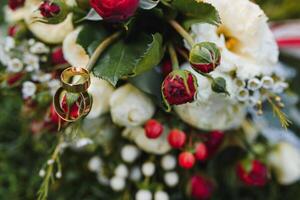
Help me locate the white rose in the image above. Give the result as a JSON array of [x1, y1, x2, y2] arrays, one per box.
[[189, 0, 278, 80], [121, 144, 140, 163], [136, 190, 152, 200], [122, 126, 171, 155], [154, 191, 169, 200], [161, 154, 176, 171], [174, 65, 246, 131], [164, 171, 179, 187], [110, 84, 155, 127], [142, 162, 155, 177], [110, 176, 125, 191], [114, 164, 129, 178], [268, 142, 300, 185], [62, 27, 90, 67], [86, 75, 115, 119]]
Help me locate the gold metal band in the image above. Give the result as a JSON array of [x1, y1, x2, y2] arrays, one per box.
[[61, 67, 91, 93]]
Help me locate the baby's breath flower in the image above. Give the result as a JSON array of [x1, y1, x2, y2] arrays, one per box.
[[261, 76, 274, 89], [236, 88, 249, 102], [247, 78, 262, 91], [22, 81, 37, 99], [7, 58, 23, 72]]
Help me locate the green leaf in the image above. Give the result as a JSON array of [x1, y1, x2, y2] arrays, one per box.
[[129, 68, 164, 108], [76, 23, 110, 55], [172, 0, 221, 27], [93, 33, 163, 86]]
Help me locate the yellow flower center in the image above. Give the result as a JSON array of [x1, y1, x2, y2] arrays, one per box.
[[217, 26, 239, 52]]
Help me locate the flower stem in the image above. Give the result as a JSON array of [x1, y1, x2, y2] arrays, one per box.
[[86, 31, 123, 71], [168, 20, 195, 47], [168, 44, 179, 70]]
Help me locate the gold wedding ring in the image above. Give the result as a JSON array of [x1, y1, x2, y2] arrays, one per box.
[[61, 67, 91, 93], [53, 87, 93, 122]]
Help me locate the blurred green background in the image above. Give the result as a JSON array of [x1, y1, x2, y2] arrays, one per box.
[[0, 0, 300, 200]]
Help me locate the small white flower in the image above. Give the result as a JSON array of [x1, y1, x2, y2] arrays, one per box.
[[273, 81, 289, 94], [110, 176, 125, 191], [247, 78, 262, 91], [261, 76, 274, 89], [114, 164, 129, 178], [74, 138, 93, 148], [47, 159, 54, 165], [161, 154, 176, 171], [30, 42, 50, 54], [4, 37, 15, 51], [24, 54, 39, 72], [22, 81, 37, 99], [142, 162, 155, 177], [47, 79, 61, 95], [235, 78, 246, 88], [55, 171, 62, 179], [28, 39, 36, 46], [164, 171, 179, 187], [248, 91, 261, 107], [130, 166, 142, 182], [32, 72, 52, 82], [39, 169, 46, 177], [154, 191, 169, 200], [7, 58, 23, 72], [135, 189, 152, 200], [0, 47, 10, 65], [121, 144, 140, 163], [236, 88, 249, 102], [88, 156, 102, 172]]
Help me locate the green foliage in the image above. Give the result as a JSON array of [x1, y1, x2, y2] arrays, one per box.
[[92, 33, 163, 86]]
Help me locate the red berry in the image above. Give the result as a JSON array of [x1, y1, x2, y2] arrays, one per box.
[[236, 160, 268, 187], [190, 175, 214, 200], [144, 119, 164, 139], [178, 152, 195, 169], [167, 129, 186, 149], [195, 143, 208, 161]]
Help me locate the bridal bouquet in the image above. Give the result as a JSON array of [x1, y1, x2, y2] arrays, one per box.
[[1, 0, 300, 199]]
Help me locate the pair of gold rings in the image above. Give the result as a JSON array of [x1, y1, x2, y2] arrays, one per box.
[[53, 67, 93, 122]]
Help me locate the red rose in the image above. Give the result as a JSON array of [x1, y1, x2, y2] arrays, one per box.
[[190, 175, 214, 200], [89, 0, 139, 21], [51, 47, 67, 65], [39, 1, 61, 18], [8, 0, 25, 10], [236, 160, 268, 187], [162, 69, 197, 107], [205, 130, 224, 157]]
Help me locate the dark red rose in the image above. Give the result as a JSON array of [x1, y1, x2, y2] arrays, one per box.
[[39, 1, 61, 18], [162, 69, 197, 107], [89, 0, 139, 21], [144, 119, 164, 139], [8, 0, 25, 10], [51, 47, 67, 65], [236, 160, 268, 187], [190, 175, 214, 200], [161, 60, 172, 77]]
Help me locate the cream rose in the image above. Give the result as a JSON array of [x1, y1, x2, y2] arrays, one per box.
[[110, 84, 155, 127]]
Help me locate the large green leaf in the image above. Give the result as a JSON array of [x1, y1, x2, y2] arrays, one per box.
[[92, 33, 163, 86], [172, 0, 221, 27]]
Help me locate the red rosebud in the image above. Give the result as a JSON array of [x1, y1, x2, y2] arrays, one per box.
[[168, 129, 186, 149], [49, 104, 61, 124], [205, 130, 224, 157], [178, 152, 195, 169], [39, 1, 61, 18], [189, 42, 221, 74], [195, 143, 208, 161], [190, 175, 214, 200], [8, 25, 17, 37], [161, 69, 197, 108], [144, 119, 164, 139], [89, 0, 139, 21], [51, 47, 67, 65], [8, 0, 25, 10], [61, 95, 80, 120], [7, 72, 24, 86], [236, 160, 268, 187], [161, 60, 172, 77]]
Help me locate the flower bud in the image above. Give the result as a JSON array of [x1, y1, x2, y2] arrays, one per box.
[[189, 42, 221, 74], [8, 0, 25, 11], [89, 0, 139, 21], [38, 0, 69, 24], [161, 69, 198, 109]]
